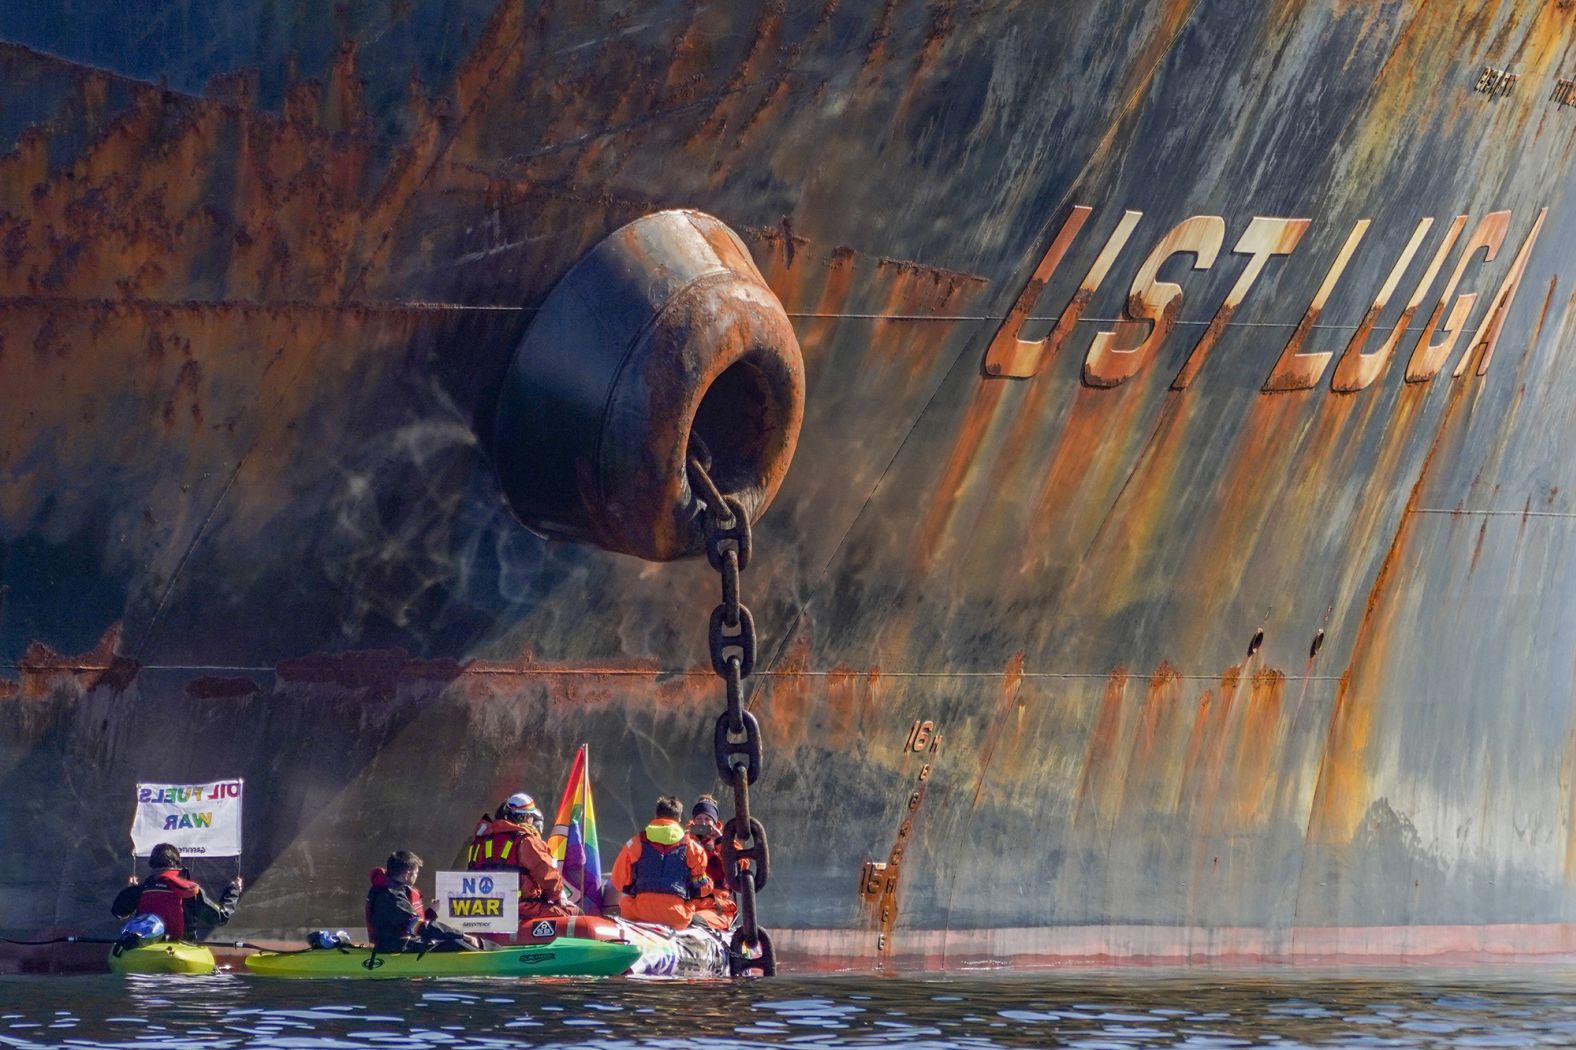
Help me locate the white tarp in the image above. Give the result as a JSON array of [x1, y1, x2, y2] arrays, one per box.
[[130, 780, 244, 858], [433, 870, 519, 934]]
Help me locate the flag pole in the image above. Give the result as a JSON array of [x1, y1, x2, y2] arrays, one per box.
[[579, 745, 589, 902]]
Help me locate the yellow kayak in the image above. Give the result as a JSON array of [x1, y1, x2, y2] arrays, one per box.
[[108, 940, 217, 975], [245, 937, 640, 979]]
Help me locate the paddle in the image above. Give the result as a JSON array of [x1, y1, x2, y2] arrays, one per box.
[[3, 935, 280, 952], [2, 936, 120, 946]]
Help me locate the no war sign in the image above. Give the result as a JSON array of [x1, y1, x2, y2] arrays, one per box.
[[435, 871, 520, 934], [130, 780, 244, 858]]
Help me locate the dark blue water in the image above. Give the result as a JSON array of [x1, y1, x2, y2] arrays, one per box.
[[3, 970, 1575, 1048]]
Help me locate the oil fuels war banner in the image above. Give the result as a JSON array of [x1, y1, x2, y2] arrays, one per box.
[[131, 780, 244, 857]]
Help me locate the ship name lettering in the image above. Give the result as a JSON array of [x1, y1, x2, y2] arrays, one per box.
[[984, 202, 1545, 394], [1474, 66, 1518, 97]]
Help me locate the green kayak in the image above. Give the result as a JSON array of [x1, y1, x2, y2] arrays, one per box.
[[108, 941, 217, 975], [244, 937, 640, 979]]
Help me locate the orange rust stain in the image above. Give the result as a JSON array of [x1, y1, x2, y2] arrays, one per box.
[[825, 664, 863, 743], [746, 221, 810, 291], [910, 380, 1005, 571], [1525, 277, 1560, 364], [968, 650, 1025, 808], [859, 0, 903, 74], [0, 50, 402, 305], [756, 632, 816, 757], [1121, 662, 1187, 816], [892, 0, 959, 126], [1306, 671, 1372, 844], [756, 659, 819, 756], [1074, 667, 1130, 827], [695, 0, 788, 142], [790, 246, 860, 370], [1307, 332, 1487, 844], [873, 255, 987, 321], [1166, 395, 1302, 656], [1230, 668, 1287, 824], [1468, 517, 1490, 574], [1016, 381, 1149, 569], [1065, 393, 1193, 611], [14, 623, 136, 698], [1177, 687, 1215, 812], [1180, 665, 1244, 824]]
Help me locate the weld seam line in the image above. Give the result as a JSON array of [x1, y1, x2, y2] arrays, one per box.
[[0, 295, 1438, 333], [0, 663, 1344, 682], [128, 457, 246, 662], [1411, 508, 1576, 518]]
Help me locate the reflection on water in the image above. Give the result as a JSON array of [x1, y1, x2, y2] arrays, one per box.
[[1, 969, 1575, 1048]]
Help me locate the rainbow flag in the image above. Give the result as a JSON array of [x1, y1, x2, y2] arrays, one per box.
[[546, 744, 604, 914]]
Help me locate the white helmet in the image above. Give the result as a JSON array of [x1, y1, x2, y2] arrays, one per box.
[[504, 792, 543, 827]]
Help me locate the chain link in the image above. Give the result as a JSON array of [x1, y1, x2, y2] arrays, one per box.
[[688, 454, 776, 978]]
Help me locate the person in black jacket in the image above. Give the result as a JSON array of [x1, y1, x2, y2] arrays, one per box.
[[364, 850, 483, 953], [111, 843, 242, 941]]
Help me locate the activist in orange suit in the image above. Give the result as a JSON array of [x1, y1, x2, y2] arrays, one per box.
[[111, 843, 242, 940], [610, 795, 713, 928], [685, 795, 737, 931], [466, 792, 578, 929]]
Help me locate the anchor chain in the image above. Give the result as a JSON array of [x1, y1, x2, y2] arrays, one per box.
[[688, 450, 776, 977]]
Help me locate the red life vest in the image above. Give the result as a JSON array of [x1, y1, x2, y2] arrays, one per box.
[[699, 838, 728, 890], [135, 869, 199, 939], [466, 818, 530, 872]]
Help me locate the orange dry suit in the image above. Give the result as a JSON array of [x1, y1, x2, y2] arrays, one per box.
[[688, 835, 738, 931], [466, 816, 578, 925], [610, 818, 712, 928]]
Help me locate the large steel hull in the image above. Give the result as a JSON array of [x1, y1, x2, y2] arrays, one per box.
[[5, 0, 1576, 967]]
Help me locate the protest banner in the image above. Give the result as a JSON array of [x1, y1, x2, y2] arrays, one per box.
[[130, 780, 244, 858], [434, 870, 519, 934]]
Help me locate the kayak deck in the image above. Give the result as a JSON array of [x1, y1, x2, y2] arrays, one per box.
[[245, 936, 640, 979], [108, 941, 217, 975]]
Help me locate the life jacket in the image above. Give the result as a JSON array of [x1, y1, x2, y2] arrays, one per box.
[[364, 867, 424, 943], [699, 838, 730, 893], [466, 817, 532, 872], [135, 869, 199, 939], [628, 832, 698, 900]]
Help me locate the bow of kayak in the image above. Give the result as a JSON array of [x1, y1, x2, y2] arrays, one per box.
[[244, 936, 640, 979], [108, 941, 217, 975]]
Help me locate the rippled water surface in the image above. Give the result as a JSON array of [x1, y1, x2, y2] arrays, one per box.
[[3, 969, 1576, 1048]]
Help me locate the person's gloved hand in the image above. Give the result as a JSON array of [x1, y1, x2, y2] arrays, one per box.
[[424, 907, 438, 922]]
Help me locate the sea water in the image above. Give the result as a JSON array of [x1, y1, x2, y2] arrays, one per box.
[[2, 968, 1575, 1048]]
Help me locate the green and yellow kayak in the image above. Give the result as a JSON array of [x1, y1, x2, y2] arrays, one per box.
[[108, 941, 217, 975], [244, 937, 640, 979]]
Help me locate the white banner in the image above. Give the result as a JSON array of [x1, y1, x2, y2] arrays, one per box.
[[130, 780, 244, 858], [434, 870, 519, 934]]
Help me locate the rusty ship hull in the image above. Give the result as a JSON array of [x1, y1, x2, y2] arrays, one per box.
[[6, 0, 1576, 968]]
